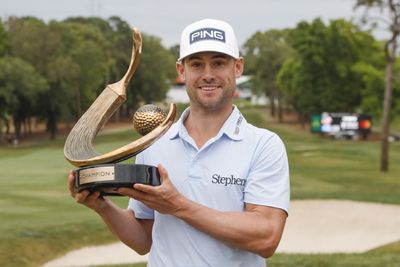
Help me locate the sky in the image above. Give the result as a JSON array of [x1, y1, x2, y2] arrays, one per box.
[[0, 0, 389, 47]]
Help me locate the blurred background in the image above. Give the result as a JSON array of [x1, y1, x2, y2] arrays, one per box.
[[0, 0, 399, 266]]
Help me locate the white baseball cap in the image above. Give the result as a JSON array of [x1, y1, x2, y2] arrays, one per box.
[[178, 18, 239, 61]]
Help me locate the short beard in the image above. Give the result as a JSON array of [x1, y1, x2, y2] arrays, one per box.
[[188, 86, 235, 111]]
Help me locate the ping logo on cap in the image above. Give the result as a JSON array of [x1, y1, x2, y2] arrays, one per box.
[[190, 28, 225, 44]]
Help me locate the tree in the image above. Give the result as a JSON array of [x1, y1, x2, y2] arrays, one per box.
[[353, 62, 385, 119], [39, 55, 80, 139], [6, 16, 67, 138], [0, 19, 9, 142], [277, 58, 304, 120], [169, 44, 180, 61], [243, 29, 293, 121], [0, 19, 7, 56], [6, 17, 63, 74], [355, 0, 400, 171], [42, 18, 115, 138], [1, 15, 181, 141], [127, 34, 176, 113], [277, 19, 383, 124], [0, 57, 48, 140]]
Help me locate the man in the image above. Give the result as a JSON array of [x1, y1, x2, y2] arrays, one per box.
[[69, 18, 290, 267]]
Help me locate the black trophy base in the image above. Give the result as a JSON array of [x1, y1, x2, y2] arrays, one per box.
[[74, 164, 160, 196]]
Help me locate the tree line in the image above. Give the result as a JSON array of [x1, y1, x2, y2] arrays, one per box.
[[0, 3, 398, 171], [244, 0, 400, 171], [244, 18, 393, 123], [0, 16, 177, 141]]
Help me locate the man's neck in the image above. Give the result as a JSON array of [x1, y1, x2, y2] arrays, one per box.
[[184, 105, 233, 149]]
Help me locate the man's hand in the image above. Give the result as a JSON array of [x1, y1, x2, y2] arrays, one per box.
[[68, 170, 107, 213], [116, 164, 286, 257], [117, 164, 184, 215], [68, 170, 154, 254]]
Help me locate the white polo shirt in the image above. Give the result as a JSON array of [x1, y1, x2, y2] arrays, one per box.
[[128, 106, 290, 267]]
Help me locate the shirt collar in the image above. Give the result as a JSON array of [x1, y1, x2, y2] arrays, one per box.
[[168, 107, 190, 139], [222, 106, 245, 141], [168, 106, 245, 141]]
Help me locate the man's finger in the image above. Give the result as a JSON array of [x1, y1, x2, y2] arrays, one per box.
[[157, 164, 169, 183], [134, 183, 155, 193], [75, 190, 89, 203], [86, 191, 101, 202], [118, 187, 148, 199], [68, 170, 76, 197]]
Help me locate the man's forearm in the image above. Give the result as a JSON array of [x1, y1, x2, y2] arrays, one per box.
[[174, 197, 286, 258], [97, 199, 153, 255]]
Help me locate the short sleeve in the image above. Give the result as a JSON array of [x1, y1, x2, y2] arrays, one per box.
[[244, 133, 290, 214]]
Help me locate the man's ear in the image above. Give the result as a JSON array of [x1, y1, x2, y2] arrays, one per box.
[[176, 61, 185, 80], [235, 57, 244, 78]]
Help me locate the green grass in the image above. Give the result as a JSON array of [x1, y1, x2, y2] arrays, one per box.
[[0, 106, 399, 266], [268, 250, 400, 266], [246, 108, 400, 204], [0, 130, 138, 267], [90, 241, 400, 267]]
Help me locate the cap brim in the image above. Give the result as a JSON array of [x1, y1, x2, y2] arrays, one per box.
[[178, 48, 239, 61]]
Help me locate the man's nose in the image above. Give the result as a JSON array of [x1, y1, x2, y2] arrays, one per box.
[[202, 64, 215, 81]]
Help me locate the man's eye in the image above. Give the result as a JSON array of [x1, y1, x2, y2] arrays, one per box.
[[213, 60, 225, 67], [190, 62, 202, 68]]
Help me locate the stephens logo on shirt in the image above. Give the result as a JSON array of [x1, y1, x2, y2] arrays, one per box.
[[211, 174, 246, 187]]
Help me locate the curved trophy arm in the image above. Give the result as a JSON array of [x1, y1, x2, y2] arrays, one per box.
[[64, 28, 176, 167], [65, 103, 176, 167]]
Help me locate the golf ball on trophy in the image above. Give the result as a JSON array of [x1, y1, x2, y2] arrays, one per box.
[[133, 104, 167, 136]]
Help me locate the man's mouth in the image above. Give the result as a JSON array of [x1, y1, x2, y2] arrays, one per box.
[[198, 85, 220, 91]]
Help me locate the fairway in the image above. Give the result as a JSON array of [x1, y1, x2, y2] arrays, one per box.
[[0, 106, 399, 267]]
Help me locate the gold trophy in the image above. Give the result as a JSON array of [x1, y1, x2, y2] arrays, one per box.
[[64, 28, 176, 196]]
